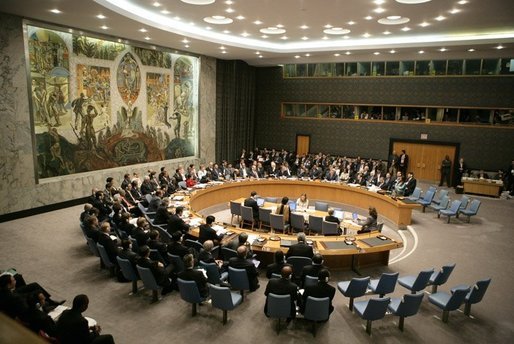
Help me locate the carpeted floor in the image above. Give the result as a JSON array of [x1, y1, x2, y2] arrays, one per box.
[[1, 183, 513, 343]]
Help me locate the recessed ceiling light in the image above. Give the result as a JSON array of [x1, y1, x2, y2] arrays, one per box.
[[139, 28, 148, 32], [259, 55, 263, 58], [160, 9, 170, 14], [401, 27, 411, 31], [345, 51, 351, 55], [181, 0, 215, 4], [280, 36, 288, 40], [365, 16, 373, 20], [343, 35, 350, 39], [496, 45, 504, 49], [468, 48, 475, 52], [301, 36, 309, 40], [254, 20, 263, 25], [221, 51, 227, 54], [225, 0, 233, 4], [152, 1, 161, 7], [435, 15, 446, 21], [236, 15, 245, 20], [189, 22, 196, 26], [294, 55, 300, 59], [260, 27, 286, 34], [206, 26, 212, 30], [395, 0, 432, 4], [182, 38, 190, 43], [324, 27, 351, 35], [449, 8, 461, 14], [439, 48, 448, 52], [226, 8, 235, 13], [220, 46, 226, 49], [300, 25, 309, 29], [374, 7, 386, 14], [324, 24, 333, 28], [223, 30, 231, 33], [50, 9, 61, 14], [362, 33, 371, 38], [334, 53, 341, 56], [100, 25, 109, 30], [348, 21, 356, 25], [374, 52, 380, 55], [419, 22, 430, 27], [241, 32, 250, 37], [390, 49, 396, 54], [261, 35, 268, 38], [276, 24, 284, 28], [418, 50, 425, 54], [305, 53, 310, 57], [68, 29, 74, 33], [383, 30, 392, 35], [204, 16, 233, 24], [144, 36, 151, 40], [458, 0, 468, 4], [378, 16, 410, 25], [185, 44, 190, 48], [174, 16, 181, 20], [255, 51, 260, 54], [322, 36, 329, 40], [96, 14, 106, 19], [374, 0, 386, 4]]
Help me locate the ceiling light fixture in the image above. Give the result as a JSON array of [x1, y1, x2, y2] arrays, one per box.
[[305, 53, 310, 57], [185, 44, 190, 48], [401, 27, 411, 31], [458, 0, 468, 4], [418, 50, 425, 54], [374, 0, 386, 4], [496, 45, 504, 49], [374, 52, 380, 55], [334, 53, 341, 56], [206, 26, 212, 30], [220, 46, 225, 49], [255, 51, 260, 54], [449, 8, 461, 14], [390, 49, 396, 53], [276, 24, 284, 28], [225, 0, 233, 4], [236, 15, 245, 20], [225, 8, 235, 13], [174, 16, 181, 20], [435, 15, 446, 21], [96, 14, 106, 19], [253, 20, 263, 25], [50, 9, 61, 14], [419, 22, 430, 27], [260, 27, 286, 34], [160, 9, 170, 14], [259, 55, 263, 58], [383, 31, 391, 35], [324, 24, 333, 29], [221, 50, 227, 54], [348, 21, 356, 25], [365, 16, 373, 20], [241, 32, 250, 37], [395, 0, 432, 4], [223, 30, 230, 33], [439, 47, 447, 51], [363, 33, 371, 38], [280, 36, 288, 40], [324, 27, 351, 35], [374, 7, 386, 14], [345, 51, 351, 55], [378, 16, 410, 25], [261, 35, 268, 38], [182, 38, 190, 43], [181, 0, 215, 4], [294, 55, 300, 59], [144, 36, 151, 40], [100, 25, 109, 30], [204, 15, 233, 24], [322, 36, 329, 40], [152, 2, 161, 7], [301, 36, 309, 40], [468, 48, 475, 52], [300, 25, 309, 29], [139, 28, 148, 32]]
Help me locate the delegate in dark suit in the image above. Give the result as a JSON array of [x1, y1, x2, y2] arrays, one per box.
[[56, 308, 113, 344], [97, 232, 119, 263], [243, 197, 259, 220], [153, 205, 172, 225], [178, 269, 209, 298], [228, 257, 259, 291], [301, 264, 328, 286], [198, 224, 222, 244], [264, 277, 299, 318], [301, 281, 336, 315], [167, 214, 190, 234], [286, 242, 314, 259]]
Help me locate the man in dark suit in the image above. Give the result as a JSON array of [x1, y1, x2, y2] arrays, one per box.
[[153, 199, 173, 225], [405, 171, 417, 196], [97, 222, 119, 264], [137, 246, 173, 295], [133, 217, 150, 247], [399, 150, 409, 177], [147, 230, 168, 265], [117, 239, 139, 268], [56, 294, 114, 344], [198, 215, 223, 245], [84, 216, 101, 243], [286, 232, 314, 259], [167, 206, 190, 234], [146, 190, 163, 213], [91, 191, 111, 222], [301, 253, 328, 287], [167, 231, 191, 258], [266, 250, 291, 279], [224, 233, 253, 259], [244, 191, 260, 220], [264, 266, 299, 320], [228, 246, 259, 291], [301, 269, 336, 315], [178, 254, 209, 298]]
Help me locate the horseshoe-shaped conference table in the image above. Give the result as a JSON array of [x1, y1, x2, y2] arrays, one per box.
[[186, 179, 420, 271]]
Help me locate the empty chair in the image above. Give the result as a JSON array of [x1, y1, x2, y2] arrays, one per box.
[[209, 284, 243, 325], [167, 253, 185, 274], [428, 285, 471, 323], [406, 187, 422, 201], [387, 293, 424, 331], [427, 263, 456, 293], [286, 256, 312, 281], [303, 296, 330, 337], [429, 195, 450, 212], [136, 265, 161, 303], [458, 195, 470, 211], [230, 201, 242, 225], [177, 278, 207, 316], [259, 207, 272, 231], [438, 200, 462, 223], [398, 269, 434, 294], [144, 193, 153, 205], [185, 239, 203, 253], [304, 275, 318, 288], [353, 297, 391, 335], [432, 189, 449, 205], [314, 201, 329, 212], [221, 247, 238, 261], [228, 267, 250, 300], [290, 212, 306, 233], [416, 189, 435, 212], [458, 199, 481, 223], [368, 272, 399, 297], [96, 243, 115, 275], [199, 261, 228, 285], [308, 215, 323, 235], [265, 197, 279, 203], [428, 186, 437, 194], [266, 293, 292, 334], [321, 220, 340, 236], [376, 223, 384, 233], [240, 205, 256, 230], [116, 256, 139, 294], [460, 278, 491, 316], [337, 276, 370, 311], [269, 213, 290, 234]]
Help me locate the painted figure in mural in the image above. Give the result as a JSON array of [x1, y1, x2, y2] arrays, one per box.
[[56, 86, 66, 114], [46, 89, 61, 126], [72, 93, 87, 134], [32, 80, 47, 124], [121, 54, 138, 98], [84, 104, 99, 150], [162, 102, 172, 128], [170, 111, 182, 139]]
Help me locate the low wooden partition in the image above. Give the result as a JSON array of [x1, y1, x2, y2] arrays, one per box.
[[189, 179, 419, 228]]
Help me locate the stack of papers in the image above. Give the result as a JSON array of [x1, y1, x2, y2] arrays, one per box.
[[172, 195, 184, 201], [212, 224, 227, 235], [188, 218, 202, 227]]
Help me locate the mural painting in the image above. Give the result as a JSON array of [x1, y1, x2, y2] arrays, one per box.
[[27, 25, 198, 179]]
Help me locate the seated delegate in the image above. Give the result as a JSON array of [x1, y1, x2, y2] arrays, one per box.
[[296, 193, 309, 211], [357, 207, 378, 234]]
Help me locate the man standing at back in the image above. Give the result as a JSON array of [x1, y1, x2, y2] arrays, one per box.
[[244, 191, 260, 221]]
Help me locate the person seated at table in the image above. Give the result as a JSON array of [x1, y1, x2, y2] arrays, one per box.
[[296, 193, 309, 212], [474, 169, 490, 179], [301, 253, 329, 287], [137, 246, 174, 295], [224, 233, 253, 259], [198, 215, 223, 245], [243, 191, 260, 221], [167, 206, 190, 235], [178, 254, 209, 298], [357, 207, 378, 234], [56, 294, 115, 344], [266, 251, 292, 279], [228, 246, 260, 291], [275, 197, 291, 223], [300, 269, 335, 315], [286, 233, 314, 259], [393, 176, 407, 196], [264, 265, 299, 321], [325, 167, 339, 182], [324, 208, 340, 226], [167, 231, 192, 259], [153, 198, 173, 225]]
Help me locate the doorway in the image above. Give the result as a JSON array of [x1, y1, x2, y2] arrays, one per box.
[[296, 134, 310, 155]]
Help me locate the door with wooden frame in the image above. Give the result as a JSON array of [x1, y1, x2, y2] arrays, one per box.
[[392, 142, 456, 183], [296, 135, 310, 155]]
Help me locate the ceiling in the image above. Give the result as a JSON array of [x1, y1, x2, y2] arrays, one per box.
[[1, 0, 514, 66]]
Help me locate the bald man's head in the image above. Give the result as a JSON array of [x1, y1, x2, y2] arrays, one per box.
[[236, 245, 248, 258], [281, 265, 293, 279]]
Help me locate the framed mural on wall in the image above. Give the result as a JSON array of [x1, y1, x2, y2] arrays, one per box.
[[25, 23, 199, 180]]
